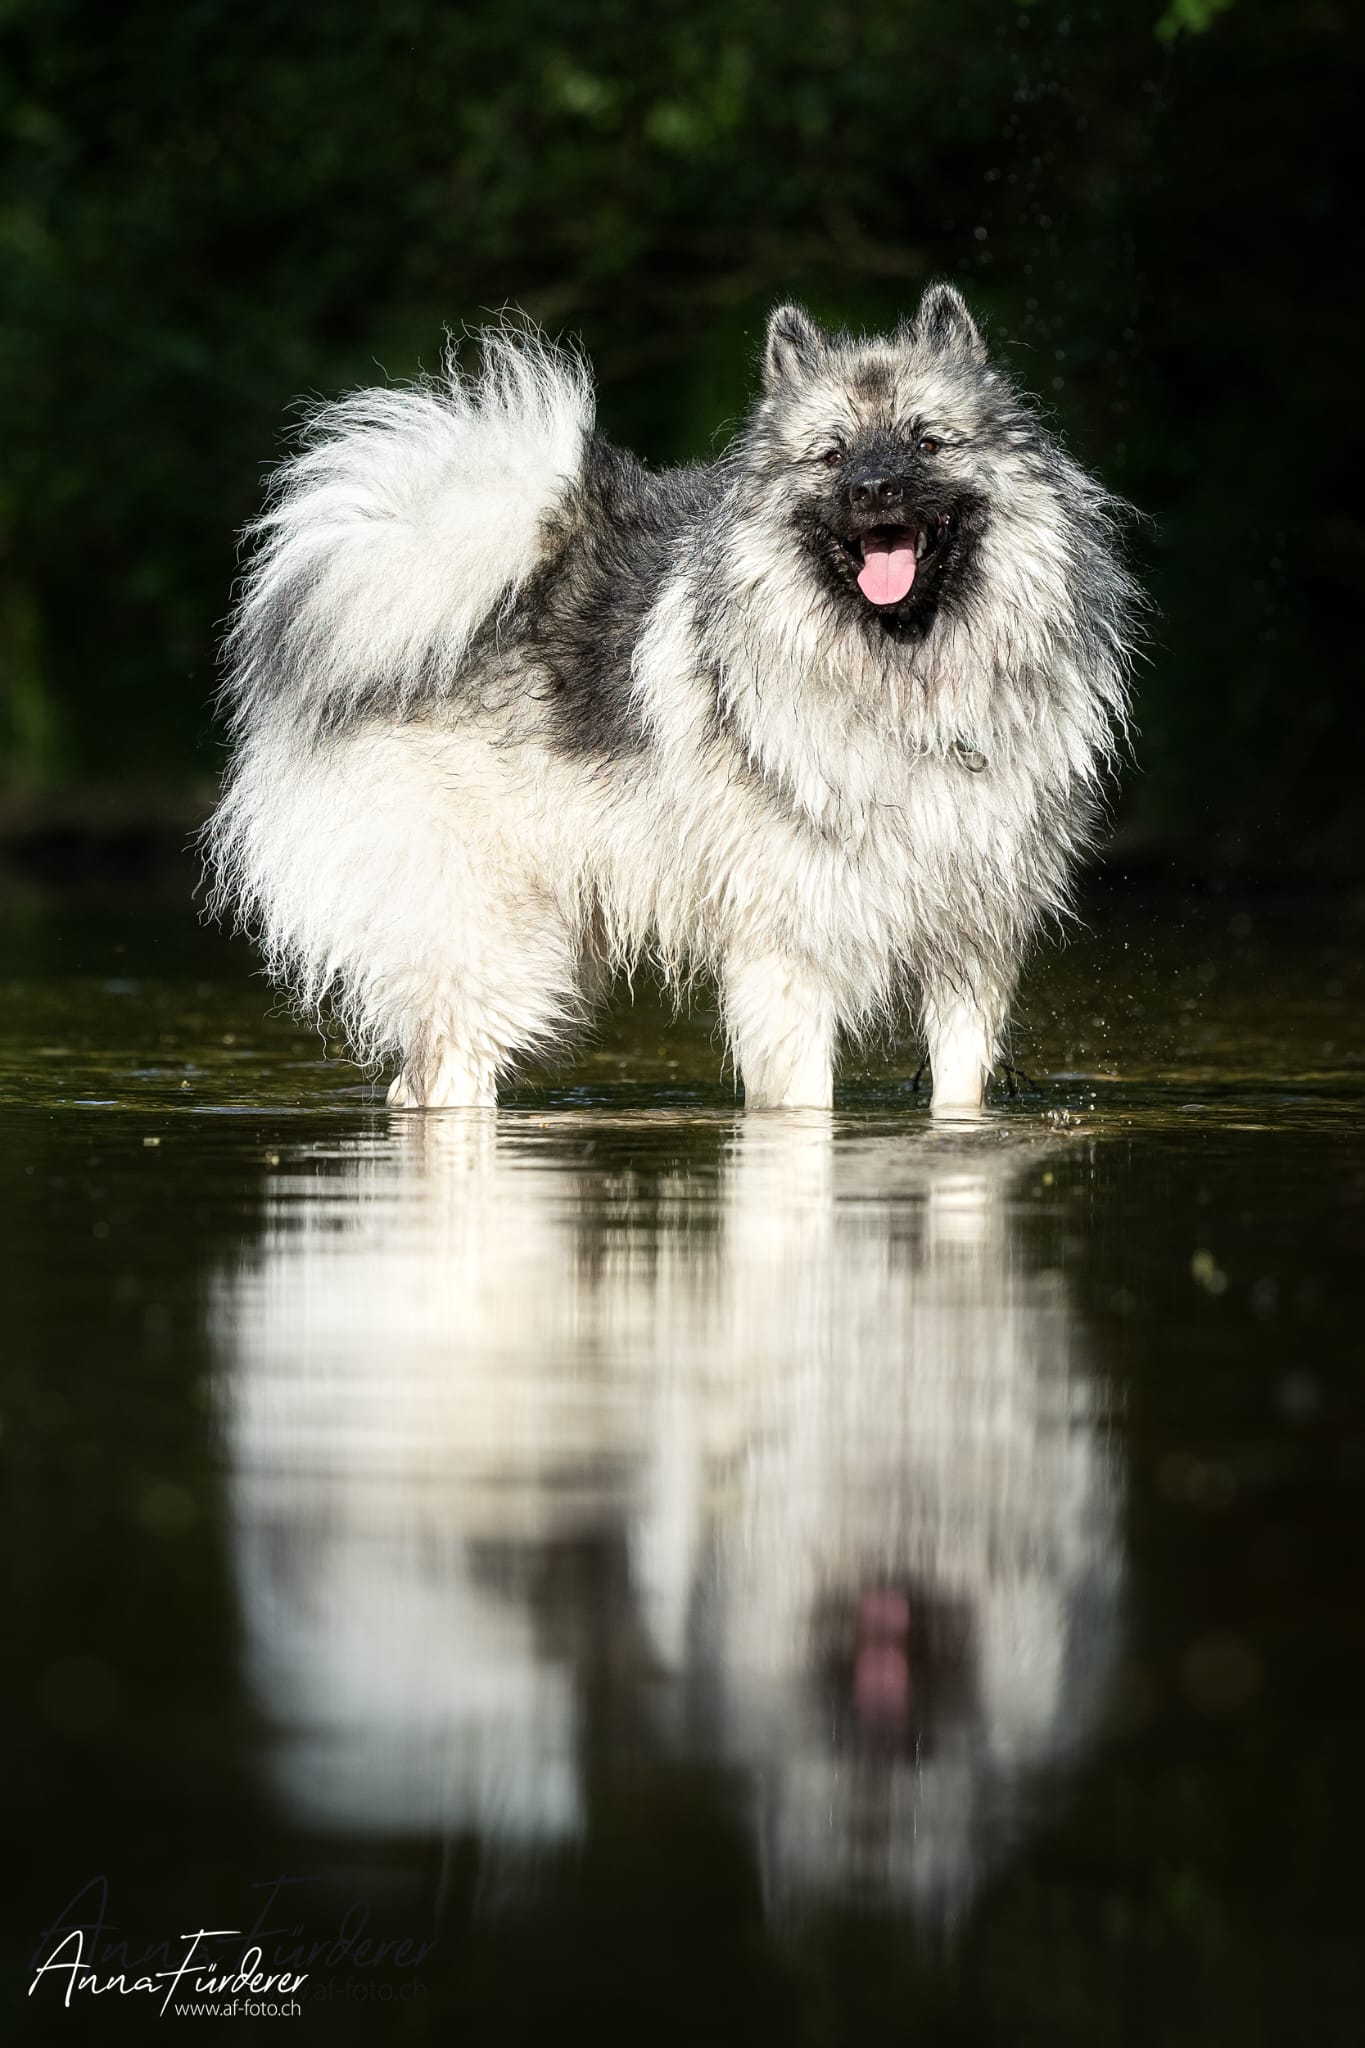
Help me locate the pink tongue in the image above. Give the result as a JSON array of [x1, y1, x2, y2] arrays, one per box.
[[857, 537, 917, 606]]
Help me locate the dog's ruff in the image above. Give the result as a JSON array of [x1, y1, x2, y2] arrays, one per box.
[[206, 294, 1137, 1113]]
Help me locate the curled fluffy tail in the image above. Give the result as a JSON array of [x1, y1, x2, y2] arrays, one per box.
[[222, 321, 594, 737]]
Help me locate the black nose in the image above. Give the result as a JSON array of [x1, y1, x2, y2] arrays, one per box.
[[848, 473, 902, 515]]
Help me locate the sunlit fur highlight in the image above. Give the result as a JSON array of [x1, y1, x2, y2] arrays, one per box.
[[206, 291, 1140, 1111]]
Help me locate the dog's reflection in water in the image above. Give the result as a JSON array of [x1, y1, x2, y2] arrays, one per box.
[[213, 1111, 1120, 1920]]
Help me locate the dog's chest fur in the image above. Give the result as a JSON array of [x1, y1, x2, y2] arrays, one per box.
[[529, 582, 1043, 1019]]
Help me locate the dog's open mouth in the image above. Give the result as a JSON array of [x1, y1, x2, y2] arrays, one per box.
[[841, 516, 950, 607]]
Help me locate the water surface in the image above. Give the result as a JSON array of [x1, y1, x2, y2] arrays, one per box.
[[4, 874, 1362, 2042]]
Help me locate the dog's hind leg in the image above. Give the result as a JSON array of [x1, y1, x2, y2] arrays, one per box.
[[374, 832, 588, 1109], [723, 953, 835, 1111], [387, 1056, 485, 1110], [384, 901, 585, 1109], [210, 724, 585, 1109]]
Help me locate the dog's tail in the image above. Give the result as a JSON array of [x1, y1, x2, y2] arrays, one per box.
[[221, 320, 594, 737]]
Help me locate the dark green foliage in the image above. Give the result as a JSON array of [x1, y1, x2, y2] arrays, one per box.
[[0, 0, 1356, 871]]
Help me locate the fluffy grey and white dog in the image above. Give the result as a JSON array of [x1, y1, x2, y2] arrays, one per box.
[[207, 287, 1137, 1111]]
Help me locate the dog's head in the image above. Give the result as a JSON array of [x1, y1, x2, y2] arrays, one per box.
[[742, 286, 1012, 642]]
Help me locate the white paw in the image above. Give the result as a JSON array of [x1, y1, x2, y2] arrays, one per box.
[[386, 1051, 497, 1110]]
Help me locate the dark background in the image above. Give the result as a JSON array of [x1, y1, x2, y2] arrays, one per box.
[[0, 0, 1357, 878]]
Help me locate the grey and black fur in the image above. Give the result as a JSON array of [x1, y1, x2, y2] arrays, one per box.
[[206, 287, 1139, 1111]]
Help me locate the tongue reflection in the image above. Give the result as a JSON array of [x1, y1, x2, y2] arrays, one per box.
[[857, 532, 917, 606]]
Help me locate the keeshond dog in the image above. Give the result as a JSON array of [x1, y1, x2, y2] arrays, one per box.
[[207, 286, 1137, 1112]]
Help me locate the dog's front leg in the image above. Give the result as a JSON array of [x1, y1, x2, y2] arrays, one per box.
[[724, 953, 834, 1110], [922, 984, 1003, 1117]]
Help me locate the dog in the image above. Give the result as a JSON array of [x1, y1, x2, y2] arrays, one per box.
[[206, 286, 1138, 1111]]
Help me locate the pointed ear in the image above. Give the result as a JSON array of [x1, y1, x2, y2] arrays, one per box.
[[910, 283, 987, 362], [762, 304, 828, 391]]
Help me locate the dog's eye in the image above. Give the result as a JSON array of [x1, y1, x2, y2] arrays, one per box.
[[820, 446, 846, 468], [918, 436, 942, 456]]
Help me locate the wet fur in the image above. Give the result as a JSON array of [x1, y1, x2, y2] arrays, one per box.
[[206, 291, 1139, 1111]]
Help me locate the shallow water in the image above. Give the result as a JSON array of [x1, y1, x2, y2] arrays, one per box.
[[4, 872, 1363, 2042]]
